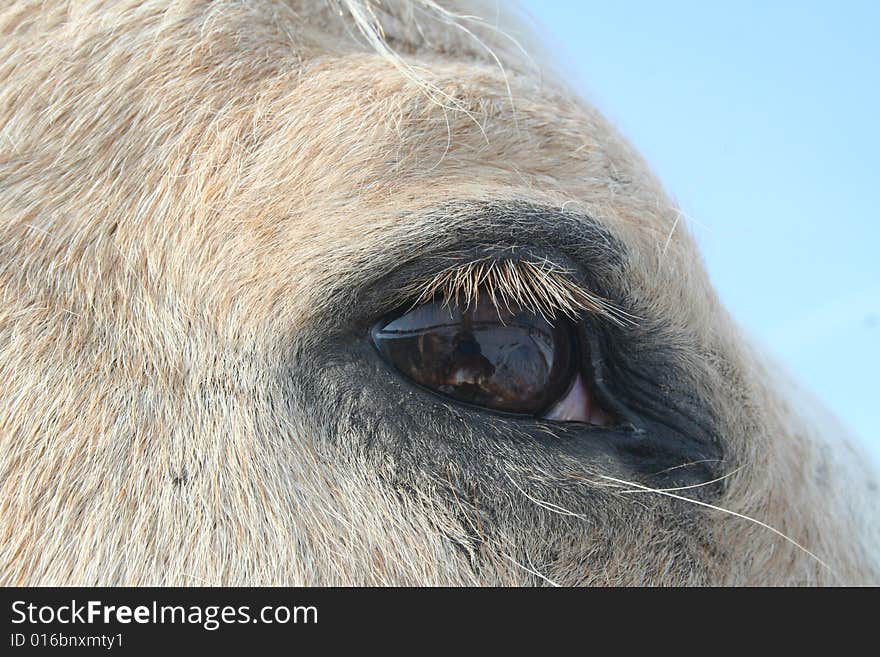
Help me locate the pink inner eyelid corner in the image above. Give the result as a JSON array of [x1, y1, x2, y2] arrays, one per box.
[[543, 372, 612, 426]]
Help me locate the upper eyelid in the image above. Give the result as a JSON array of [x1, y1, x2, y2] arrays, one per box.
[[309, 201, 631, 329]]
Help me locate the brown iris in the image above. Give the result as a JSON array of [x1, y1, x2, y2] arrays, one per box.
[[372, 297, 576, 415]]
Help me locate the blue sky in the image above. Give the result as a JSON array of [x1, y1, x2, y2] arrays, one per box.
[[521, 1, 879, 459]]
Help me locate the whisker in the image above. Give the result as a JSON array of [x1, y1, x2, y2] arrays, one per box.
[[502, 553, 561, 587], [595, 473, 839, 581], [615, 465, 745, 495], [503, 471, 584, 519], [649, 458, 725, 476]]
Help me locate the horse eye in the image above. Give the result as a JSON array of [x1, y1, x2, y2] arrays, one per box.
[[372, 296, 606, 421]]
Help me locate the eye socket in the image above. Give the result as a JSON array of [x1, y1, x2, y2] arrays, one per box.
[[371, 295, 613, 424]]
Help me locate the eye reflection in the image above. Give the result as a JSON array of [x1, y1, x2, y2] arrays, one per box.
[[372, 297, 577, 416]]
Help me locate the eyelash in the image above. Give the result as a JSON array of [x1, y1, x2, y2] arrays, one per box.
[[394, 256, 636, 331]]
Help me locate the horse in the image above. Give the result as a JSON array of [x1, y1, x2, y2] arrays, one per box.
[[0, 0, 877, 585]]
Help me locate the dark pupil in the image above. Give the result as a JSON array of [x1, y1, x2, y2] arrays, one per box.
[[372, 298, 574, 415]]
